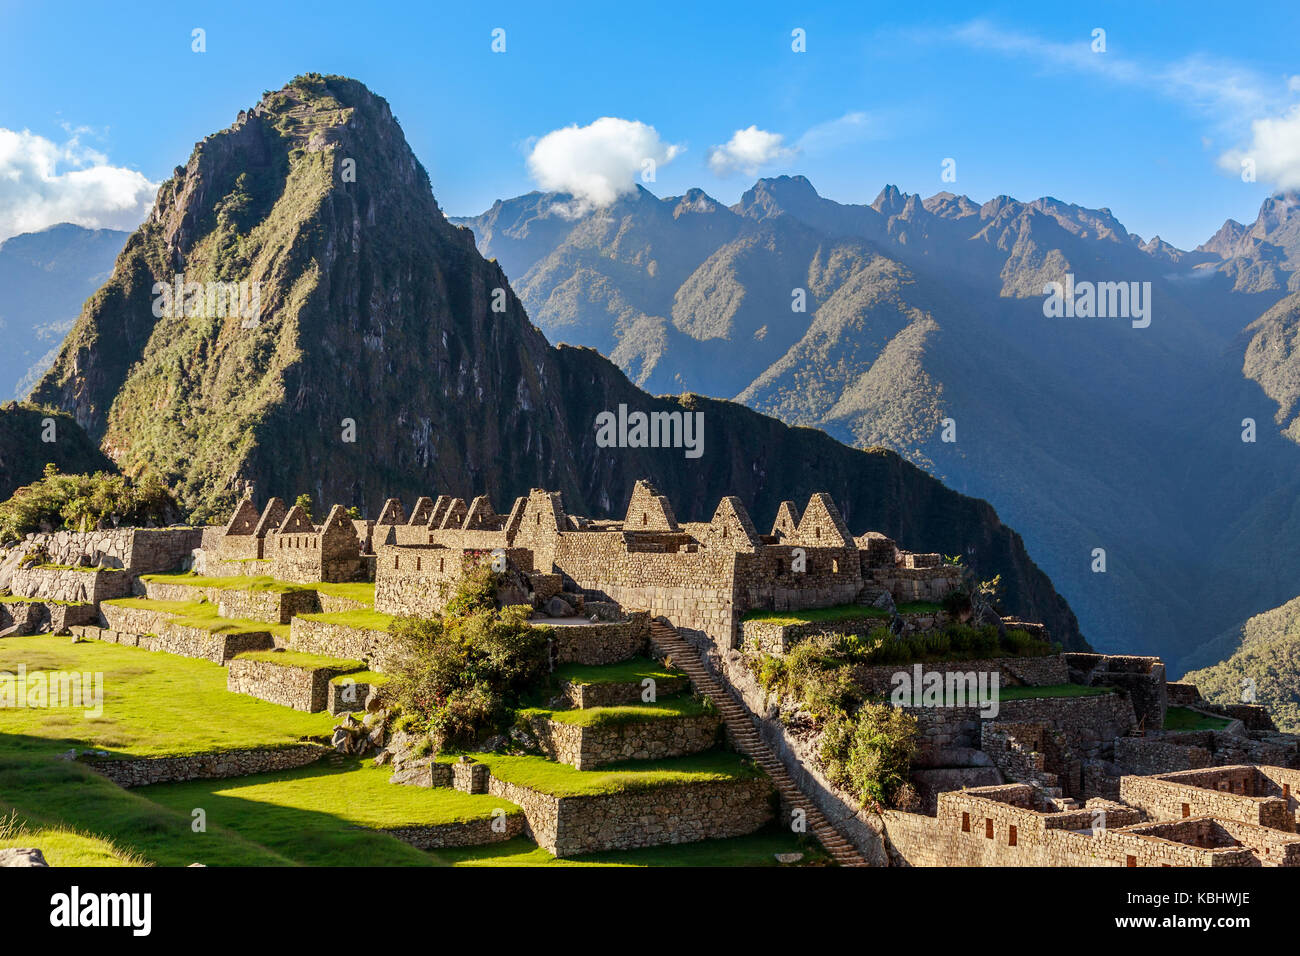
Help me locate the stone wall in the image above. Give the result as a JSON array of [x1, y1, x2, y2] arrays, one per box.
[[327, 677, 381, 714], [217, 587, 319, 625], [1120, 768, 1294, 830], [527, 712, 721, 769], [10, 565, 132, 604], [562, 674, 689, 708], [486, 774, 774, 857], [289, 617, 398, 673], [549, 614, 649, 666], [95, 606, 274, 663], [1115, 736, 1212, 775], [878, 786, 1257, 867], [373, 545, 533, 617], [86, 744, 327, 787], [381, 813, 525, 850], [846, 654, 1070, 698], [5, 527, 203, 575], [141, 578, 318, 624], [226, 656, 361, 712], [1066, 653, 1167, 731], [998, 692, 1137, 761], [2, 599, 98, 635]]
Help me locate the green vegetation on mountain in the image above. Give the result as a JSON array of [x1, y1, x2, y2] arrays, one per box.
[[0, 403, 116, 505], [1183, 594, 1300, 732], [0, 461, 175, 543]]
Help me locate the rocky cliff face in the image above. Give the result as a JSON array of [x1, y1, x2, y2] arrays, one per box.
[[29, 74, 1082, 648]]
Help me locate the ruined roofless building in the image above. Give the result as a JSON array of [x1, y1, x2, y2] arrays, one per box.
[[370, 479, 963, 651]]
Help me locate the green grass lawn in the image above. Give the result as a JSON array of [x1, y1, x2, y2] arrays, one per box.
[[435, 829, 828, 867], [554, 656, 683, 686], [0, 810, 148, 866], [1, 595, 92, 607], [140, 759, 519, 866], [742, 601, 942, 628], [0, 754, 294, 865], [311, 581, 376, 605], [140, 572, 310, 593], [330, 670, 388, 686], [523, 695, 713, 728], [0, 634, 334, 757], [464, 750, 762, 798], [997, 683, 1112, 701], [297, 608, 395, 632], [235, 649, 366, 672], [1164, 706, 1233, 731], [103, 596, 290, 641]]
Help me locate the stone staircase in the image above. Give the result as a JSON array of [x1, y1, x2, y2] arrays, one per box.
[[648, 619, 868, 867]]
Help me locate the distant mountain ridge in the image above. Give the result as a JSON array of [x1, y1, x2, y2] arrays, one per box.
[[24, 74, 1082, 647], [454, 177, 1300, 672], [0, 223, 127, 398]]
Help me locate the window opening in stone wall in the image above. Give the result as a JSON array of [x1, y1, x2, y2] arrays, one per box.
[[985, 819, 993, 839], [1008, 825, 1017, 846], [962, 812, 969, 832]]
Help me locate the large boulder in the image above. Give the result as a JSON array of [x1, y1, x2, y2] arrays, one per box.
[[0, 848, 48, 867], [545, 596, 574, 618]]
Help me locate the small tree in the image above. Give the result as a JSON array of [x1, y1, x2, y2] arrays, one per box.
[[293, 493, 314, 521], [820, 703, 918, 810]]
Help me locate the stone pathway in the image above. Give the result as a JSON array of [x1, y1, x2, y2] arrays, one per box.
[[648, 620, 868, 867]]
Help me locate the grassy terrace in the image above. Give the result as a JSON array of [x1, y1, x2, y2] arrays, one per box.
[[139, 760, 520, 866], [458, 750, 761, 798], [330, 669, 388, 686], [554, 656, 683, 686], [311, 581, 375, 605], [141, 572, 310, 593], [1164, 706, 1233, 731], [31, 564, 122, 573], [523, 695, 713, 729], [0, 634, 334, 757], [0, 635, 801, 867], [296, 608, 396, 631], [235, 649, 365, 672], [102, 596, 290, 641], [1, 595, 92, 607], [997, 683, 1112, 701], [140, 574, 376, 607], [742, 601, 942, 628]]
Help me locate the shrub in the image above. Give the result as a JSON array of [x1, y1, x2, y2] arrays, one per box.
[[386, 604, 550, 753], [820, 703, 918, 809], [0, 464, 178, 543]]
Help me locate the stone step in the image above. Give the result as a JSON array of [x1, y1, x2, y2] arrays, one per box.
[[648, 620, 867, 867]]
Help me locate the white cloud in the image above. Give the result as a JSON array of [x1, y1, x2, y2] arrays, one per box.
[[795, 112, 880, 154], [526, 117, 682, 212], [1218, 107, 1300, 191], [707, 126, 797, 176], [932, 19, 1300, 191], [0, 127, 157, 242]]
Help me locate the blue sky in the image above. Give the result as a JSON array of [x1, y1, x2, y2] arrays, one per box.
[[1, 0, 1298, 247]]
